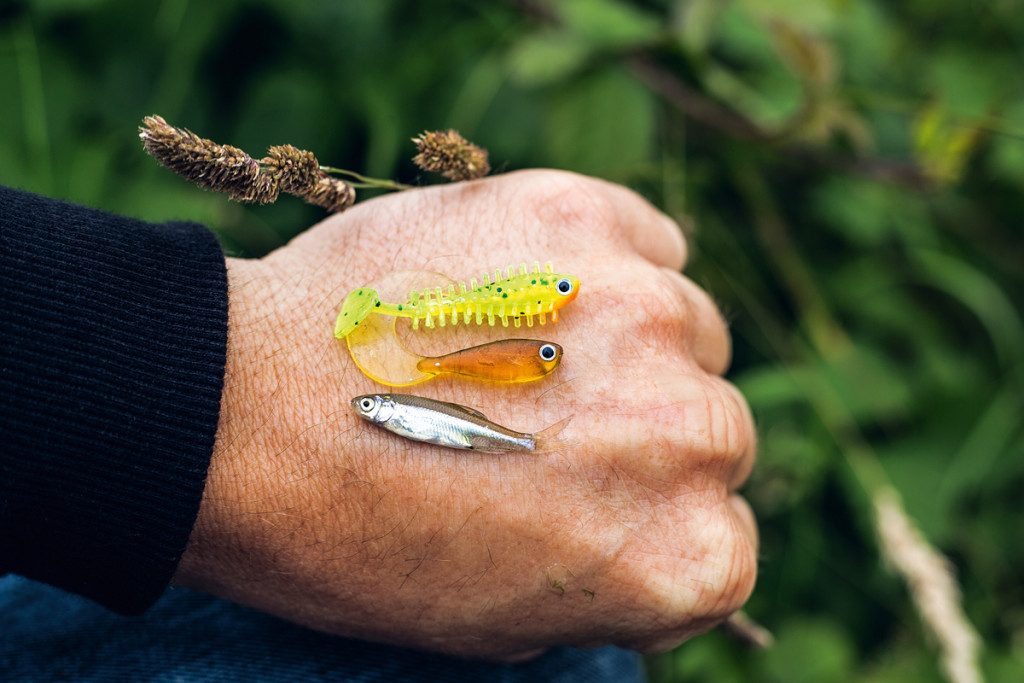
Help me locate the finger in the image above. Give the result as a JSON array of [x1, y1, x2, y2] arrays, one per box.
[[614, 494, 760, 655], [596, 179, 687, 270], [613, 371, 756, 487], [660, 268, 732, 375], [626, 210, 687, 271], [702, 374, 757, 486], [722, 381, 757, 491], [728, 494, 758, 550]]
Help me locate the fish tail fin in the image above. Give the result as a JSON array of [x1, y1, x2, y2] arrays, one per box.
[[532, 415, 575, 454]]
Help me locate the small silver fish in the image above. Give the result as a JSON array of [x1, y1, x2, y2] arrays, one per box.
[[351, 393, 565, 453]]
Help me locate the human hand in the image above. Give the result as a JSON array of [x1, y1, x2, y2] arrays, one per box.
[[174, 169, 758, 659]]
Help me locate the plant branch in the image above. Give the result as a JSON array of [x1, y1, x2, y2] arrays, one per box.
[[629, 54, 934, 190], [319, 167, 414, 191]]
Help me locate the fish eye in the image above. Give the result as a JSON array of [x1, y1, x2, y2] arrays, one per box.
[[359, 397, 374, 411], [556, 278, 574, 295], [539, 344, 557, 361]]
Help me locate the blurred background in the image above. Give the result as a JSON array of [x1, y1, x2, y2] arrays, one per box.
[[2, 1, 1021, 681]]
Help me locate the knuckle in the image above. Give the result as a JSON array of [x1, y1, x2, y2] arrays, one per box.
[[606, 504, 758, 648], [638, 272, 695, 338], [519, 170, 622, 236], [695, 510, 759, 617], [609, 375, 754, 474], [589, 268, 693, 355], [682, 375, 755, 467]]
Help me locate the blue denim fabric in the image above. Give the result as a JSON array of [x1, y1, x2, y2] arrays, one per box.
[[0, 576, 645, 682]]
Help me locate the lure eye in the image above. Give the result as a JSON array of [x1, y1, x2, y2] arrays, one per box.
[[538, 344, 558, 362], [359, 397, 375, 412], [556, 278, 574, 296]]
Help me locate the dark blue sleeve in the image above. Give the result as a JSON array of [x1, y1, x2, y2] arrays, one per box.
[[0, 186, 228, 615]]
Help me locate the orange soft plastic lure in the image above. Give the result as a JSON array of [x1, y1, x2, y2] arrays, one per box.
[[341, 269, 567, 386], [335, 262, 579, 339], [415, 339, 562, 383]]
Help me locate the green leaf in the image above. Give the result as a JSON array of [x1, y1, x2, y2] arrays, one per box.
[[909, 248, 1024, 371], [737, 0, 841, 34], [876, 437, 957, 540], [736, 345, 913, 427], [557, 0, 662, 49], [25, 0, 112, 15], [542, 65, 655, 177], [708, 9, 803, 130], [938, 383, 1024, 514], [506, 32, 592, 87], [926, 49, 1017, 119], [818, 345, 913, 424], [445, 52, 507, 134], [834, 1, 894, 85], [665, 631, 747, 683], [988, 132, 1024, 183], [749, 418, 833, 512], [811, 176, 933, 247], [912, 102, 985, 184], [760, 618, 855, 683], [982, 639, 1024, 683], [985, 102, 1024, 183], [672, 0, 727, 54], [735, 364, 806, 410]]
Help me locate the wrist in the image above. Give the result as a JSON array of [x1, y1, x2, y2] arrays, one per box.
[[174, 257, 294, 592], [173, 255, 374, 621]]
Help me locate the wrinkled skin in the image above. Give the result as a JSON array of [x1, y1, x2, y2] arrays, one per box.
[[174, 169, 758, 660]]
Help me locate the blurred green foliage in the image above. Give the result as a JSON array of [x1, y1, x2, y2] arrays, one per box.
[[2, 0, 1022, 680]]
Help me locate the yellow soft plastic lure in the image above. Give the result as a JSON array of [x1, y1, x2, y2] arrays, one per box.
[[334, 262, 580, 339]]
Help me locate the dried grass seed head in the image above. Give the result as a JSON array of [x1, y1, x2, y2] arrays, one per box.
[[139, 115, 273, 203], [412, 129, 490, 181], [303, 175, 356, 213], [262, 144, 321, 195]]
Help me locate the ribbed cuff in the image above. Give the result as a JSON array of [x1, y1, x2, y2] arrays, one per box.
[[1, 187, 228, 614]]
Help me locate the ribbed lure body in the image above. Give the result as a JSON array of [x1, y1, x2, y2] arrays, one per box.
[[377, 262, 579, 330]]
